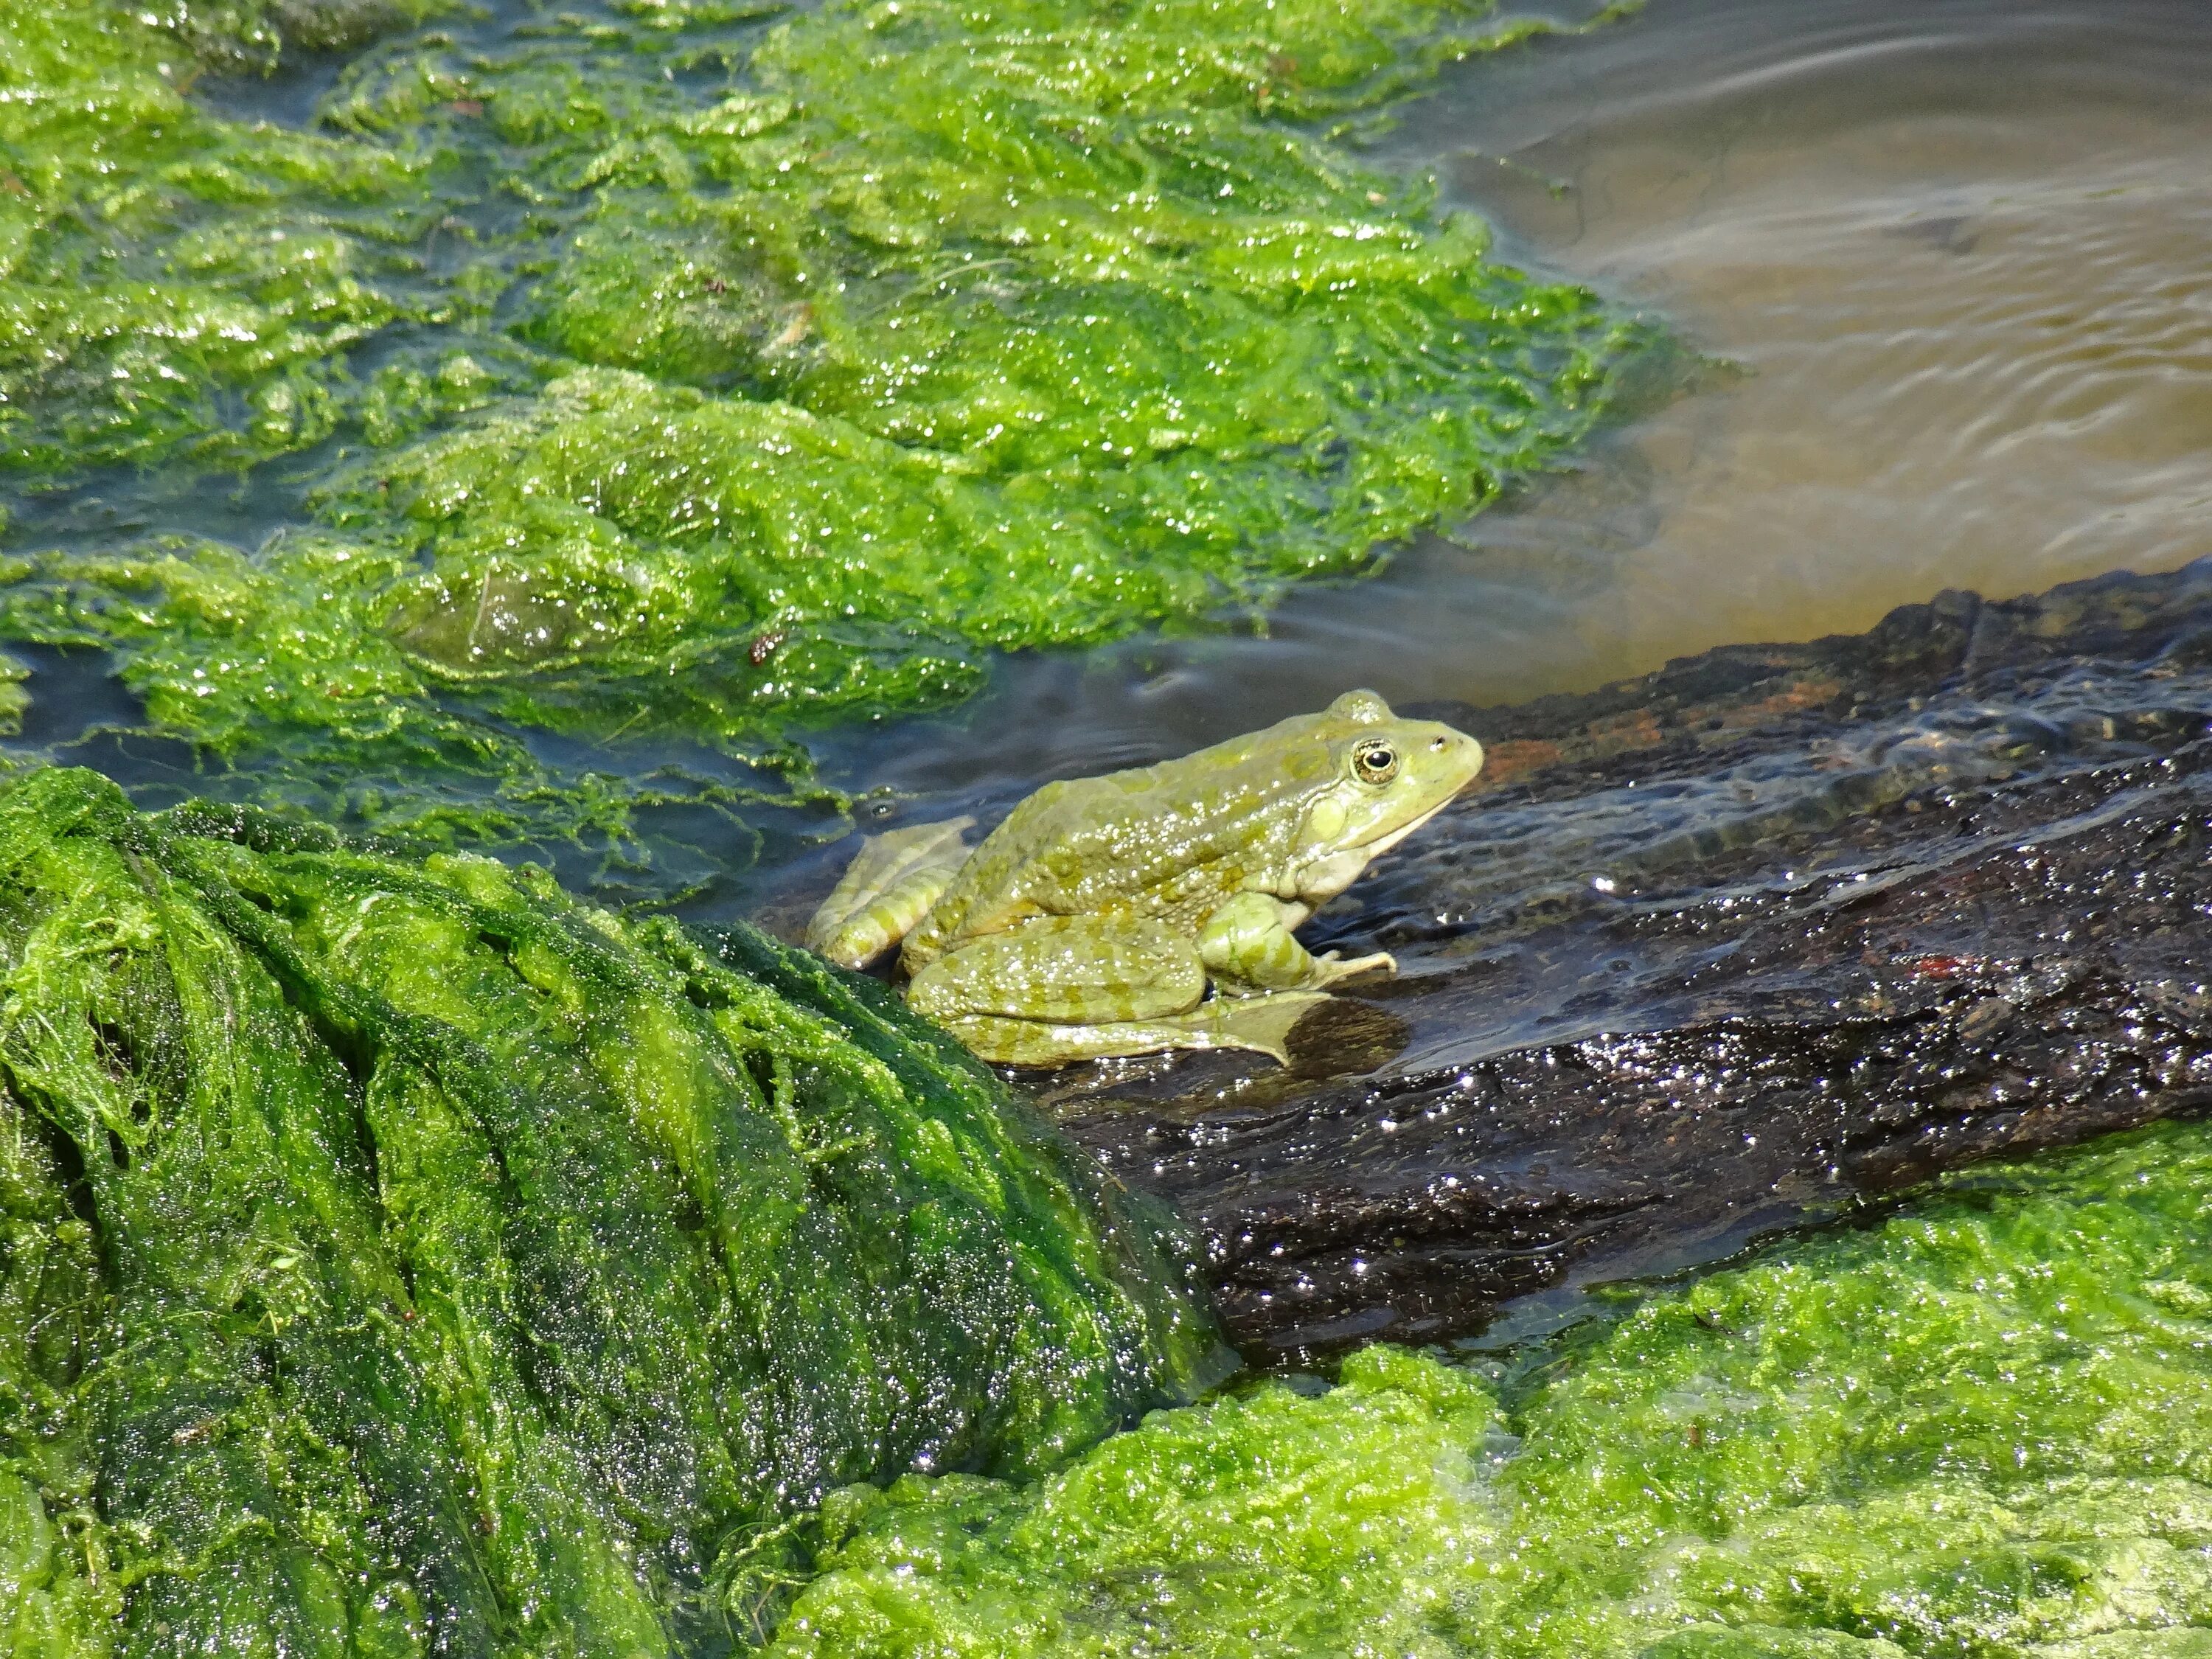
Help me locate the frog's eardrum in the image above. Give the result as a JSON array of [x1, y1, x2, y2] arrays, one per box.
[[0, 768, 1214, 1651]]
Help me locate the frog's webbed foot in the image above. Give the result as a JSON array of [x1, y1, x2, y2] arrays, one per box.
[[1170, 989, 1332, 1065], [1200, 891, 1396, 992], [805, 817, 974, 968]]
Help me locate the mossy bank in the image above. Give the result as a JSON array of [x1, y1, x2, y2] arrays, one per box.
[[771, 1119, 2212, 1659], [0, 766, 1215, 1655]]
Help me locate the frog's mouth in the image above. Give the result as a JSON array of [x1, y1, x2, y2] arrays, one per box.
[[1293, 791, 1463, 904], [1346, 793, 1458, 862]]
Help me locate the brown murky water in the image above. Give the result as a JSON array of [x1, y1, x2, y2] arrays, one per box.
[[1413, 0, 2212, 695], [812, 0, 2212, 805]]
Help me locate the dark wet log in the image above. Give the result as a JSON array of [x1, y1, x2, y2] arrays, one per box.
[[1046, 560, 2212, 1363]]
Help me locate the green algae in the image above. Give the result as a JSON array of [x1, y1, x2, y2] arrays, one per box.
[[0, 527, 846, 874], [0, 1, 434, 476], [0, 765, 1214, 1655], [768, 1117, 2212, 1658], [0, 0, 1646, 860], [0, 1039, 112, 1655], [0, 654, 25, 735]]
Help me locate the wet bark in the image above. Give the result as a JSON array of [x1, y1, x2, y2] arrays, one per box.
[[1043, 560, 2212, 1362]]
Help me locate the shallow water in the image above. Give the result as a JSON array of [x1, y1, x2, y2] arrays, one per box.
[[2, 3, 2209, 1652], [8, 0, 2205, 924], [797, 0, 2212, 820], [1, 0, 1636, 903]]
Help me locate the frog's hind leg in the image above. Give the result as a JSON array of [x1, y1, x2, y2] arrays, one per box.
[[905, 914, 1326, 1065], [806, 817, 975, 968], [943, 992, 1330, 1067]]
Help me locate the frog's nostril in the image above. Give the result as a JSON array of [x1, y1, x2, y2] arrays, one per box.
[[1430, 737, 1446, 751]]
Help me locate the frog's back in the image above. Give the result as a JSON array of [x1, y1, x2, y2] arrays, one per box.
[[902, 729, 1333, 966]]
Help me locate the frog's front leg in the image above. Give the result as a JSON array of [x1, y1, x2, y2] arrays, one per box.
[[906, 914, 1326, 1066], [1199, 891, 1395, 992]]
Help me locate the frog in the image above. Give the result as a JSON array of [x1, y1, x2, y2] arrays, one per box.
[[804, 689, 1485, 1066]]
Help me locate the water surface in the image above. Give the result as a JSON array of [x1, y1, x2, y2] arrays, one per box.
[[797, 0, 2212, 835]]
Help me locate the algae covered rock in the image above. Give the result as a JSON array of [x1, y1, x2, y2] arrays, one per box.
[[771, 1118, 2212, 1657], [0, 766, 1215, 1655]]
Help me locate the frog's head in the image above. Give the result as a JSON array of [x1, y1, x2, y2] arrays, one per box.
[[1284, 689, 1485, 904]]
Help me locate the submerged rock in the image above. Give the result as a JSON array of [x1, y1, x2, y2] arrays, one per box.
[[0, 768, 1214, 1652], [1046, 559, 2212, 1360]]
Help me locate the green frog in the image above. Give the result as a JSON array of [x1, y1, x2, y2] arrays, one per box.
[[805, 690, 1486, 1065]]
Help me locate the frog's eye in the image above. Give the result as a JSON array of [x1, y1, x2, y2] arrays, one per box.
[[1352, 739, 1399, 785]]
